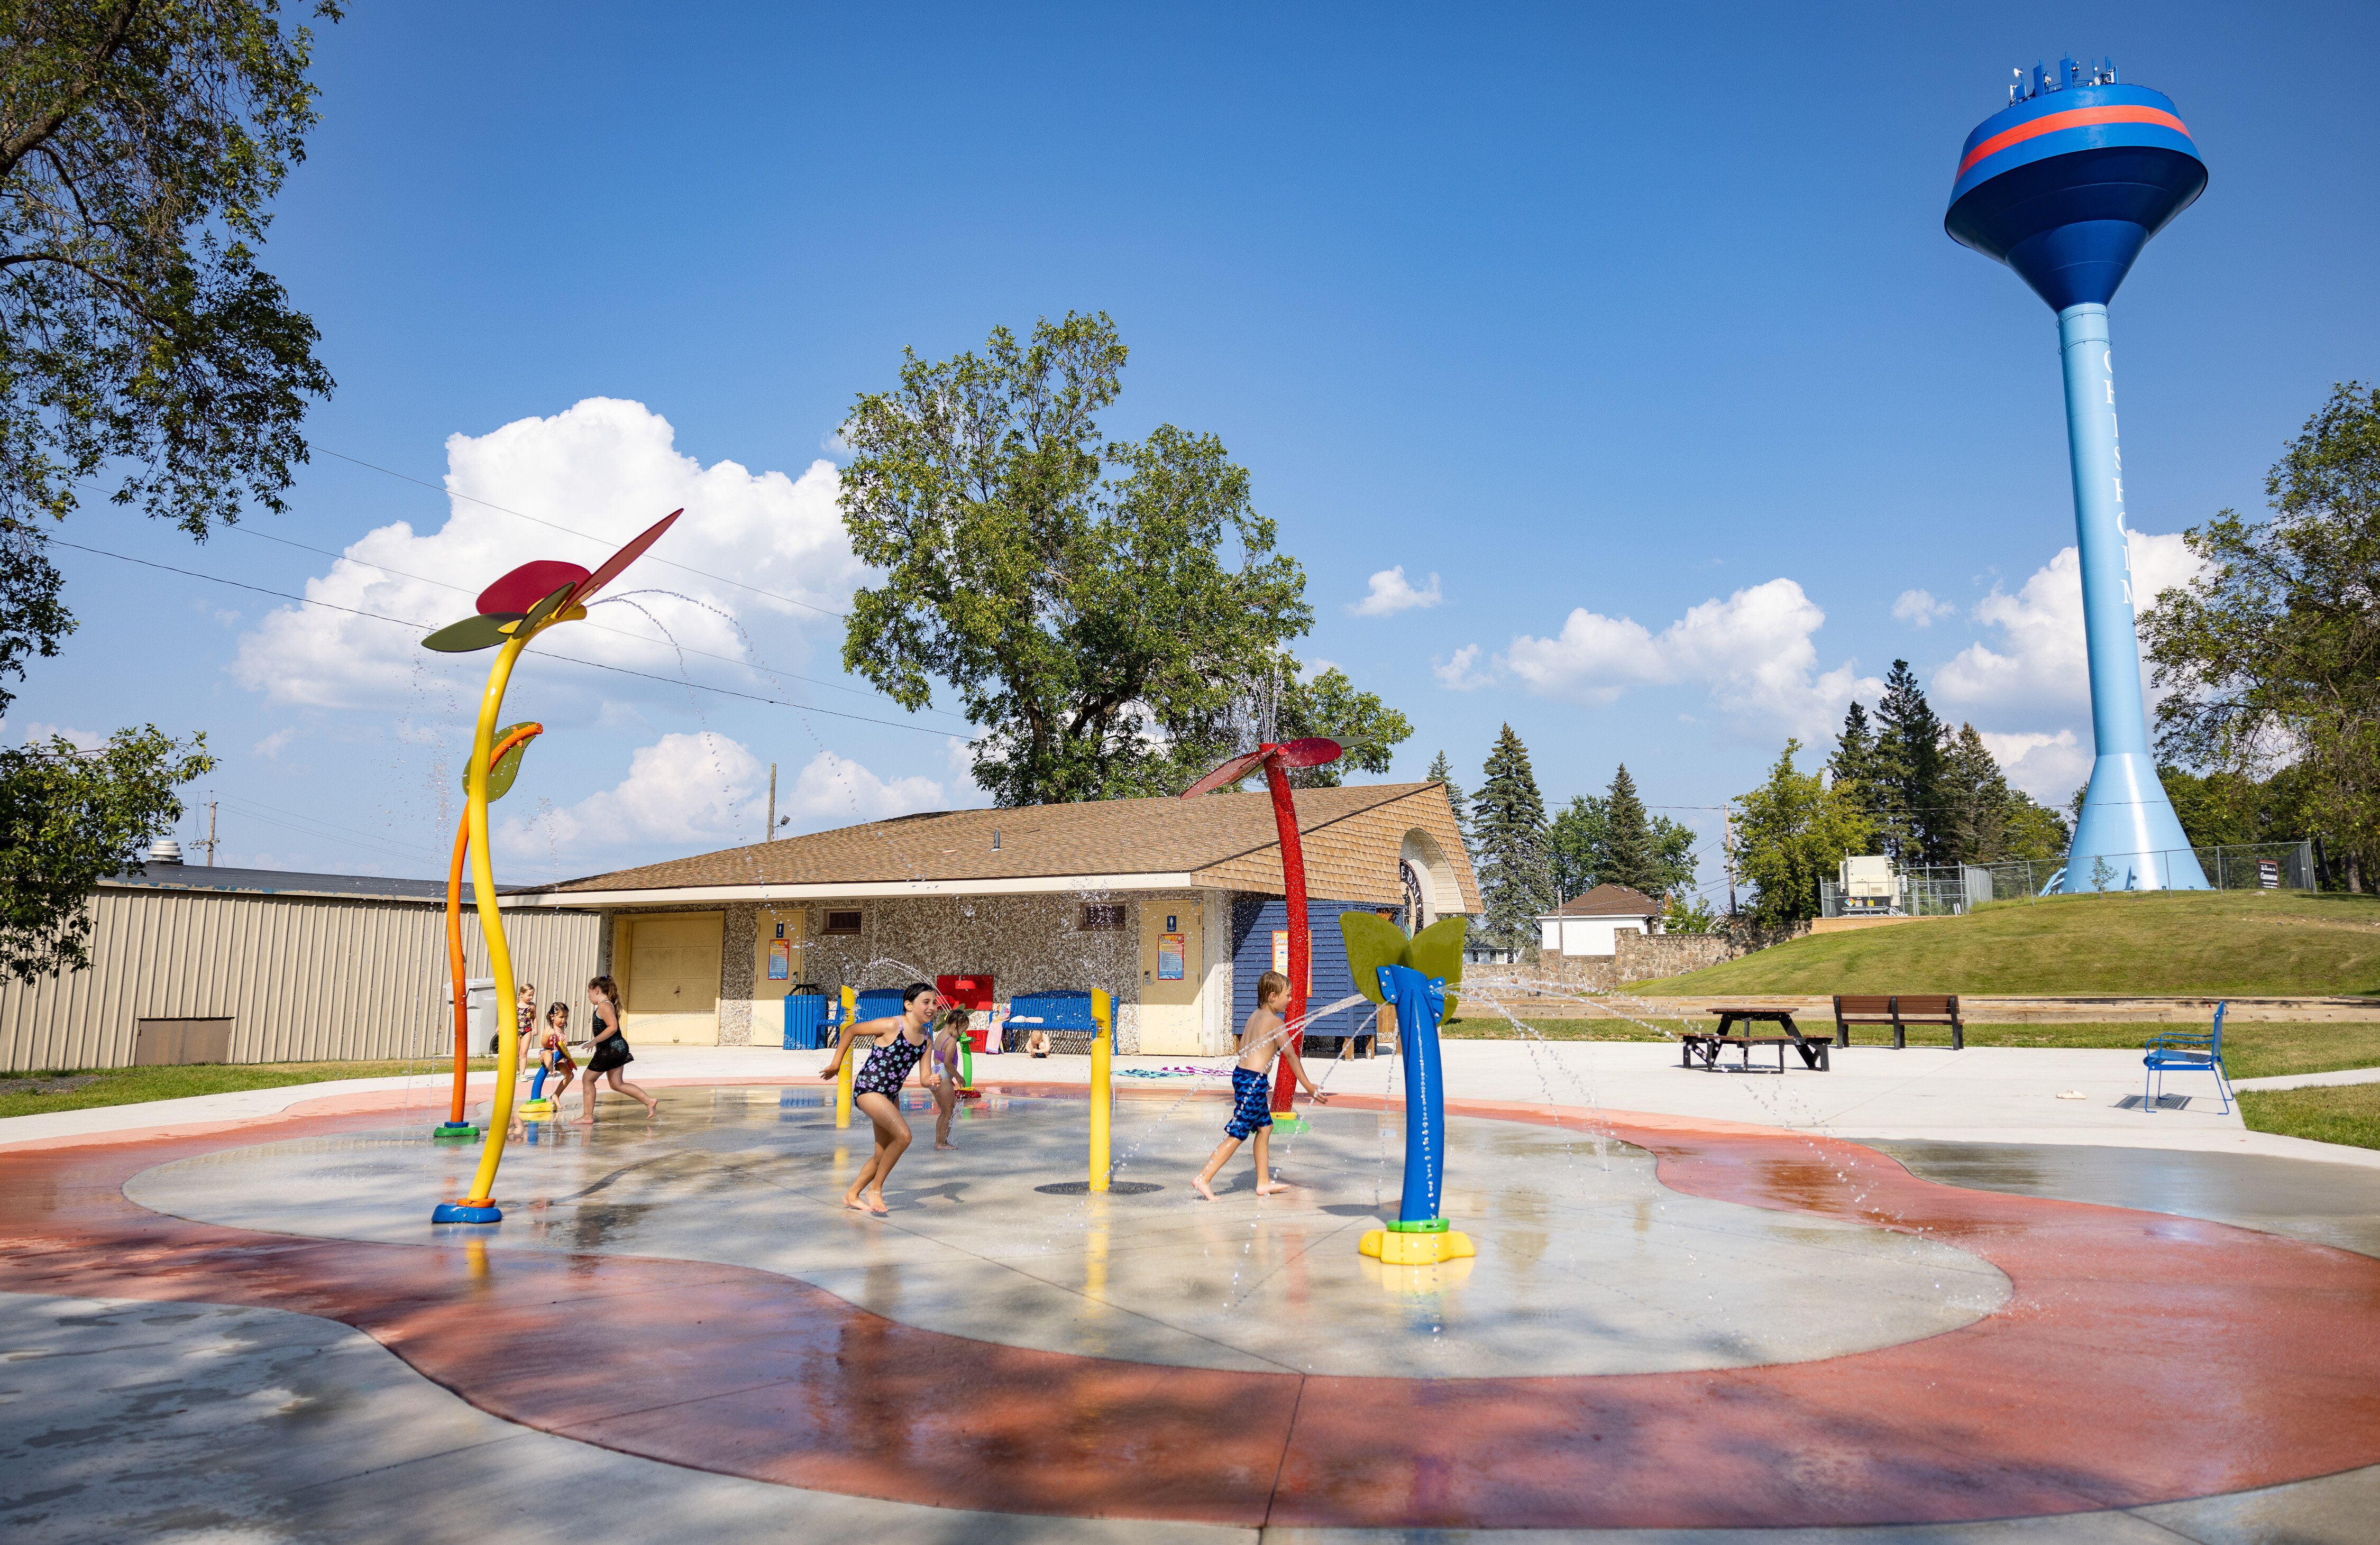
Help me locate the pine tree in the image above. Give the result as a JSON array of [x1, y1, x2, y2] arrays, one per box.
[[1473, 724, 1550, 954], [1425, 749, 1471, 853], [1872, 660, 1947, 865], [1830, 702, 1876, 797], [1939, 723, 2012, 862], [1602, 764, 1658, 896]]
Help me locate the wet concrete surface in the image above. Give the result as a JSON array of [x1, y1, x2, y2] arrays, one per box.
[[124, 1088, 2007, 1378], [1874, 1139, 2380, 1257]]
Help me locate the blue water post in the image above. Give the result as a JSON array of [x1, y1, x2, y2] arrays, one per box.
[[1381, 963, 1448, 1228], [1945, 57, 2211, 892], [1356, 964, 1475, 1265]]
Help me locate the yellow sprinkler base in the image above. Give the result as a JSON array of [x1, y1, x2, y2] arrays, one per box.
[[518, 1099, 556, 1121], [1359, 1227, 1477, 1265]]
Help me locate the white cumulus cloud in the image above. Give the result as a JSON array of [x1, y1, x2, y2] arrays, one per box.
[[11, 720, 105, 750], [1350, 566, 1443, 617], [1933, 531, 2203, 715], [1976, 728, 2088, 804], [233, 398, 863, 709], [1892, 588, 1958, 627], [496, 734, 969, 867], [1433, 643, 1493, 691], [1502, 578, 1880, 738]]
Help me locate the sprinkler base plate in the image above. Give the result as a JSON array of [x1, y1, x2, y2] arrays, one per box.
[[1360, 1226, 1476, 1264], [1035, 1181, 1164, 1195], [431, 1200, 504, 1224]]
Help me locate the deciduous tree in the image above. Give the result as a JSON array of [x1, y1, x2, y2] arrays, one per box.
[[841, 312, 1399, 804], [1728, 739, 1877, 926], [0, 727, 212, 982], [2141, 381, 2380, 889], [0, 1, 332, 974]]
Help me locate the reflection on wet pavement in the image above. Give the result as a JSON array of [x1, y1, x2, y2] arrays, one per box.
[[126, 1085, 2006, 1378], [1875, 1140, 2380, 1258]]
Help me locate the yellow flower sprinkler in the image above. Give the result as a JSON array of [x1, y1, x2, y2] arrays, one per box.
[[422, 509, 681, 1225]]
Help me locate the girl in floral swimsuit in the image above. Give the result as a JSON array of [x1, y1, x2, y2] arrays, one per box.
[[820, 982, 941, 1215]]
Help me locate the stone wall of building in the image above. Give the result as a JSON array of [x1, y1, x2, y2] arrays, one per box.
[[797, 891, 1174, 1055]]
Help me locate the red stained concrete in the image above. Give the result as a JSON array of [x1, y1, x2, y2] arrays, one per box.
[[2, 1088, 2377, 1530]]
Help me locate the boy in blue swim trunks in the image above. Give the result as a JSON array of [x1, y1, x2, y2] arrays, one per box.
[[1192, 970, 1326, 1201]]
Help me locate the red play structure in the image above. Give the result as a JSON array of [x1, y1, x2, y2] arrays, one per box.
[[1180, 737, 1344, 1117]]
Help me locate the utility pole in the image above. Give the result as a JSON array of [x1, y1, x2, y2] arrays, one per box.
[[193, 801, 219, 867], [766, 762, 777, 841], [1723, 802, 1736, 919]]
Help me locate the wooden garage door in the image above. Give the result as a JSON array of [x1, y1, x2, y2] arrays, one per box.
[[624, 913, 722, 1045]]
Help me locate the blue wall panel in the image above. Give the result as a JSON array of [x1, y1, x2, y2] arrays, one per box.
[[1229, 895, 1385, 1035]]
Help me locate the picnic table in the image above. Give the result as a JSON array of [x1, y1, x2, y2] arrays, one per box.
[[1680, 1007, 1832, 1073]]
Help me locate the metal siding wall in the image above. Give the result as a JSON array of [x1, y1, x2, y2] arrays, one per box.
[[1228, 895, 1369, 1035], [0, 888, 602, 1071]]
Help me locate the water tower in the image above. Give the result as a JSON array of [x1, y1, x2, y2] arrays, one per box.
[[1946, 56, 2209, 892]]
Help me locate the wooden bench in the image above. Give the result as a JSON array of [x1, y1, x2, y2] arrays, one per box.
[[1832, 994, 1964, 1050]]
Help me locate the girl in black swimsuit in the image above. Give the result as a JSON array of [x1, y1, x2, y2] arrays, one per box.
[[820, 982, 941, 1215], [579, 975, 660, 1125]]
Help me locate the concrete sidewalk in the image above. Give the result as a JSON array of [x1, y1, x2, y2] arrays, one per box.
[[8, 1040, 2377, 1168]]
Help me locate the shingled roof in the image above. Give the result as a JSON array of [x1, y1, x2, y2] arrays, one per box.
[[1547, 881, 1662, 917], [526, 781, 1479, 911]]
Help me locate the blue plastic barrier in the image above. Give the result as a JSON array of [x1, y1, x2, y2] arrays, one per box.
[[783, 992, 830, 1051], [1005, 989, 1111, 1048]]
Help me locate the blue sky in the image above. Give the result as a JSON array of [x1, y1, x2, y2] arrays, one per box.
[[24, 2, 2378, 891]]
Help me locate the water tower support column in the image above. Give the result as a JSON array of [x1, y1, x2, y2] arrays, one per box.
[[2056, 302, 2206, 892]]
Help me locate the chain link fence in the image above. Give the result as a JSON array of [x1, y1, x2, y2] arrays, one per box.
[[1818, 840, 2317, 916]]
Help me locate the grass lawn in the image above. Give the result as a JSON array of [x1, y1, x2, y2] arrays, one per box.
[[0, 1059, 498, 1122], [1442, 1016, 2380, 1080], [2239, 1083, 2380, 1151], [1631, 888, 2380, 999]]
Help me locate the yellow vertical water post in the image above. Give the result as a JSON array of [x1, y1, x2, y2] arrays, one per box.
[[452, 635, 530, 1215], [1089, 988, 1112, 1192], [836, 985, 856, 1128]]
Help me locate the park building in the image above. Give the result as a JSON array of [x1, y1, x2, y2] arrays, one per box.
[[0, 783, 1474, 1071], [511, 780, 1477, 1056], [0, 848, 603, 1073]]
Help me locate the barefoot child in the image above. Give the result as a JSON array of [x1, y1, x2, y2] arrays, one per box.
[[929, 1008, 968, 1150], [536, 1001, 577, 1105], [579, 976, 660, 1124], [820, 983, 941, 1215], [1193, 970, 1326, 1201]]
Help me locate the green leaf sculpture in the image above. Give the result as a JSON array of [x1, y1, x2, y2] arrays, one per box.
[[422, 612, 525, 653], [1340, 913, 1467, 1023], [462, 722, 538, 802]]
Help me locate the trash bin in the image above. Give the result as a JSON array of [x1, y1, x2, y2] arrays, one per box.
[[783, 986, 830, 1050]]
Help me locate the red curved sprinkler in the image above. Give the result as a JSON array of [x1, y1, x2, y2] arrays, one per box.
[[1181, 736, 1343, 1120], [434, 722, 544, 1141]]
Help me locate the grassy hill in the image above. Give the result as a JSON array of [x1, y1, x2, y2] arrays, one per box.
[[1633, 889, 2380, 999]]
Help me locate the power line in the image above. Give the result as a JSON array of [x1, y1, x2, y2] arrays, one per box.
[[316, 446, 850, 621], [51, 539, 957, 738], [220, 522, 969, 723]]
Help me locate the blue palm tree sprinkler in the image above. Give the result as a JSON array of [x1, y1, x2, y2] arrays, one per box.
[[1945, 56, 2210, 891], [1360, 962, 1477, 1265]]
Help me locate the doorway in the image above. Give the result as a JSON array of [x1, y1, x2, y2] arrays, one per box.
[[619, 912, 723, 1045], [1138, 902, 1203, 1054]]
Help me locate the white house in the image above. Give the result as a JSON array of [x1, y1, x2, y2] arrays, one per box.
[[1536, 882, 1662, 962]]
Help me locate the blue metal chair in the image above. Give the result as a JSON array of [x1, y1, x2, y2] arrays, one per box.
[[2143, 1002, 2232, 1114]]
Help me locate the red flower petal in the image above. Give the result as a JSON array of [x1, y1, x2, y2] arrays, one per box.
[[477, 560, 592, 617]]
